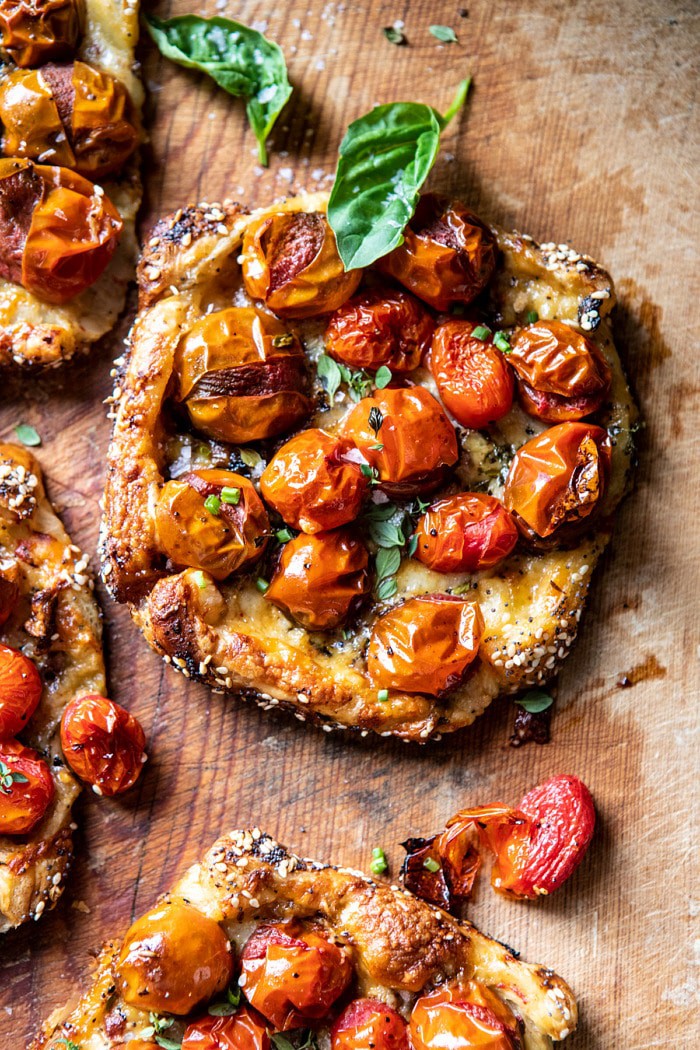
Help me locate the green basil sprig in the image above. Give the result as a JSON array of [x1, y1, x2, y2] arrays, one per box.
[[144, 14, 292, 165], [328, 78, 471, 271]]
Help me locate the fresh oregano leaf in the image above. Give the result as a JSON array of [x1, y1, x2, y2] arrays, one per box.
[[374, 365, 392, 389], [516, 689, 554, 714], [429, 24, 458, 43], [316, 353, 343, 399], [376, 575, 398, 600], [376, 545, 402, 579], [383, 26, 406, 45], [14, 423, 41, 446]]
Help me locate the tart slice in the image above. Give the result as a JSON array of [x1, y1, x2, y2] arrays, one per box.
[[32, 827, 578, 1049]]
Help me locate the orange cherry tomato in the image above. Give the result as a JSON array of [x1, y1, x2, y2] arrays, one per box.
[[0, 0, 84, 68], [509, 320, 612, 423], [430, 320, 514, 430], [367, 594, 484, 696], [0, 642, 42, 738], [325, 286, 434, 374], [182, 1006, 271, 1050], [503, 422, 611, 542], [116, 901, 233, 1015], [155, 470, 270, 580], [0, 158, 122, 304], [409, 982, 519, 1050], [341, 386, 458, 499], [60, 694, 147, 797], [241, 209, 361, 319], [414, 494, 518, 574], [0, 738, 54, 834], [240, 922, 352, 1030], [332, 998, 408, 1050], [377, 193, 497, 311], [175, 307, 312, 444], [265, 529, 370, 630], [260, 429, 368, 534]]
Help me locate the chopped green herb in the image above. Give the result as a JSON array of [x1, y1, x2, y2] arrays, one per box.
[[53, 1041, 81, 1050], [370, 845, 389, 873], [14, 423, 41, 447], [271, 333, 295, 347], [368, 406, 384, 435], [256, 577, 269, 593], [423, 856, 441, 873], [239, 447, 262, 469], [414, 497, 431, 514], [192, 570, 207, 590], [383, 25, 406, 45], [275, 528, 294, 543], [360, 463, 380, 486], [376, 689, 389, 703], [370, 443, 384, 451], [220, 486, 241, 505], [429, 24, 458, 43], [516, 689, 554, 714], [204, 494, 221, 515], [142, 1014, 176, 1040], [494, 331, 511, 354], [374, 365, 392, 389], [471, 325, 492, 341], [526, 310, 539, 324], [452, 581, 474, 595], [316, 353, 343, 400], [0, 760, 28, 794]]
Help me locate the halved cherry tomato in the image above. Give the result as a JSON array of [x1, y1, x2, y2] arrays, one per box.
[[377, 193, 497, 311], [414, 494, 518, 574], [242, 210, 361, 319], [325, 286, 434, 373], [266, 529, 369, 630], [503, 422, 611, 542], [367, 594, 484, 696], [0, 738, 54, 834], [240, 921, 352, 1030], [332, 998, 408, 1050], [182, 1006, 271, 1050], [508, 320, 611, 423], [430, 320, 514, 429], [0, 642, 42, 738], [60, 694, 146, 796], [409, 982, 519, 1050], [260, 429, 368, 534], [0, 0, 84, 68], [116, 901, 233, 1014], [341, 386, 458, 498], [155, 469, 270, 579]]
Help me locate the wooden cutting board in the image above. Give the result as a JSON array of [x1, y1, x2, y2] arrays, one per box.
[[1, 0, 698, 1046]]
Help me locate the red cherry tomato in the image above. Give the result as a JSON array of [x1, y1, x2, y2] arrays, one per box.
[[325, 286, 434, 374], [414, 494, 518, 574], [182, 1007, 271, 1050], [332, 998, 408, 1050], [430, 320, 514, 429], [409, 983, 519, 1050], [60, 694, 146, 796], [0, 642, 42, 738], [0, 738, 54, 834], [240, 922, 352, 1030]]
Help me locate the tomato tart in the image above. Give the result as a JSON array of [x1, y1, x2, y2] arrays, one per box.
[[0, 0, 143, 367], [100, 191, 637, 741], [33, 827, 579, 1049]]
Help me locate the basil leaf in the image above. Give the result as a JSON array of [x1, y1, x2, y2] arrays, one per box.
[[430, 24, 458, 43], [516, 689, 554, 714], [15, 423, 41, 447], [145, 14, 292, 165], [328, 79, 470, 270], [316, 354, 342, 400]]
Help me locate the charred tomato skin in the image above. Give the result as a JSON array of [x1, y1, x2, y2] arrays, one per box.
[[409, 982, 520, 1050], [181, 1006, 271, 1050], [430, 319, 514, 430], [60, 693, 147, 796], [331, 998, 409, 1050], [0, 642, 42, 738], [0, 738, 54, 835], [325, 285, 435, 374], [0, 0, 84, 68], [414, 493, 518, 574]]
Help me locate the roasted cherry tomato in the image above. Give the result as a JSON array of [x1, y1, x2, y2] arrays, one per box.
[[260, 429, 368, 534], [430, 320, 514, 429], [414, 494, 518, 574], [182, 1006, 271, 1050], [265, 529, 370, 630], [155, 470, 269, 580], [240, 921, 353, 1030], [242, 209, 361, 319], [409, 982, 519, 1050], [503, 422, 611, 542], [60, 693, 146, 796], [0, 61, 139, 179], [367, 594, 484, 696], [116, 901, 233, 1014], [332, 998, 409, 1050], [325, 286, 434, 374], [0, 738, 54, 834], [341, 387, 458, 498], [175, 307, 312, 444], [0, 0, 83, 68], [377, 194, 496, 311], [0, 565, 19, 626], [508, 320, 612, 423], [0, 642, 42, 738], [0, 157, 122, 303]]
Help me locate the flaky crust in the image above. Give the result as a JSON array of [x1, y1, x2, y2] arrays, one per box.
[[100, 192, 637, 741], [0, 444, 105, 932], [32, 828, 578, 1048]]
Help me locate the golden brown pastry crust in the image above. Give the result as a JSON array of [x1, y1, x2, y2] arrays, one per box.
[[0, 444, 105, 932], [100, 192, 637, 741], [32, 828, 578, 1049]]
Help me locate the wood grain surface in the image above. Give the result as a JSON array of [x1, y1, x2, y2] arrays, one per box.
[[1, 1, 698, 1046]]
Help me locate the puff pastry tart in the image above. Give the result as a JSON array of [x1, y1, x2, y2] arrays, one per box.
[[32, 827, 578, 1049], [100, 191, 637, 741], [0, 0, 144, 367]]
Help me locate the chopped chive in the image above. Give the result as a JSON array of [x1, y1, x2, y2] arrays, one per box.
[[220, 486, 241, 505], [370, 443, 384, 451], [494, 331, 511, 354], [370, 846, 388, 875], [377, 688, 389, 702], [471, 325, 492, 341], [275, 528, 293, 543], [526, 310, 539, 324], [423, 857, 441, 873], [256, 577, 269, 593], [204, 494, 221, 515]]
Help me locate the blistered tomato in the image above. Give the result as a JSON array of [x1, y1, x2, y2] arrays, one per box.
[[0, 642, 42, 738], [260, 429, 368, 533], [0, 738, 54, 834], [430, 320, 514, 429], [332, 998, 409, 1050], [409, 982, 519, 1050], [60, 694, 146, 796], [240, 922, 353, 1030], [325, 286, 434, 373], [182, 1007, 271, 1050], [0, 0, 84, 68], [341, 387, 458, 498], [414, 494, 518, 574], [367, 594, 484, 696]]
